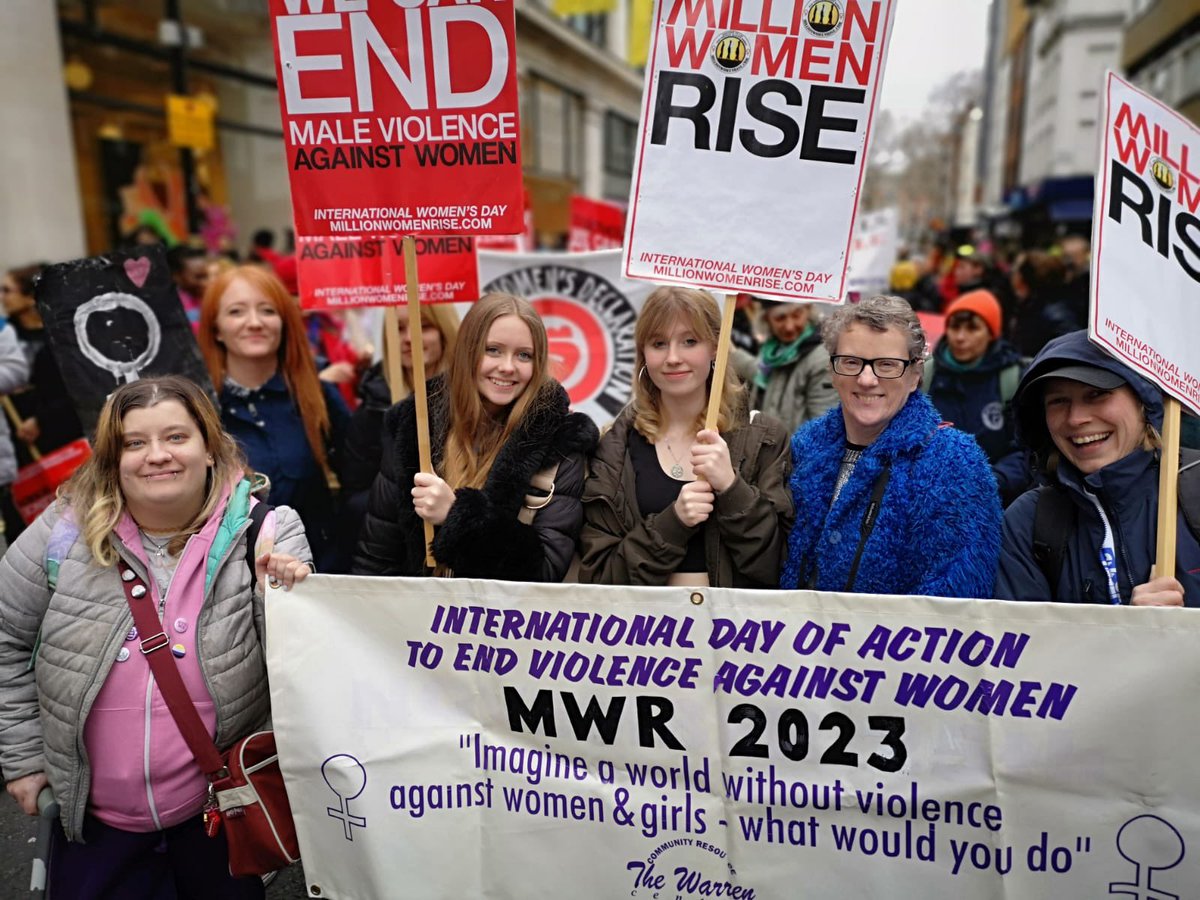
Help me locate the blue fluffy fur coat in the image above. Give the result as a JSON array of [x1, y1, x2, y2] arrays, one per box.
[[780, 390, 1001, 598]]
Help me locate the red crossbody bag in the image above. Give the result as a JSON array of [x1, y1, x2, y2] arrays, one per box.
[[117, 526, 300, 877]]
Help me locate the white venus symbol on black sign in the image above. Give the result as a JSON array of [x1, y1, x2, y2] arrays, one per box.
[[73, 292, 162, 385]]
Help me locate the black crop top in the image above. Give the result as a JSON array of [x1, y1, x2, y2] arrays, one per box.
[[629, 428, 707, 573]]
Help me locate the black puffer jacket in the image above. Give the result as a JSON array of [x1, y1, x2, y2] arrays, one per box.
[[353, 376, 599, 581]]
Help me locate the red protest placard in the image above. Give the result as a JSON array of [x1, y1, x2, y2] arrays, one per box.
[[296, 235, 479, 308], [567, 196, 626, 252], [269, 0, 524, 237]]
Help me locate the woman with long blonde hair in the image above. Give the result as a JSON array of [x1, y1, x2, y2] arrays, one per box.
[[353, 293, 597, 580], [579, 287, 793, 587], [198, 265, 350, 571], [0, 376, 310, 897], [340, 305, 460, 554]]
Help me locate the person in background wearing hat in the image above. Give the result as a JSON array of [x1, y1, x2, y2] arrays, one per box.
[[995, 330, 1199, 606], [923, 289, 1030, 506], [752, 299, 838, 434]]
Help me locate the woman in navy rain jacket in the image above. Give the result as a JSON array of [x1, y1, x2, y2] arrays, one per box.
[[995, 330, 1200, 606], [924, 289, 1030, 506]]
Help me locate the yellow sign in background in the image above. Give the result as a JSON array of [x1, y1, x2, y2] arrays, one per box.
[[166, 94, 215, 151]]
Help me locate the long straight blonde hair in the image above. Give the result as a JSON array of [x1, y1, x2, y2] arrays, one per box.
[[631, 287, 744, 440], [59, 376, 248, 566], [441, 293, 552, 489]]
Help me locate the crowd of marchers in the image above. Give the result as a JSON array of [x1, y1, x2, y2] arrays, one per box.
[[1, 231, 1198, 895]]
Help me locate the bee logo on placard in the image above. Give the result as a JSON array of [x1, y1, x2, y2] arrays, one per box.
[[712, 31, 749, 72], [804, 0, 842, 36], [1150, 158, 1176, 192]]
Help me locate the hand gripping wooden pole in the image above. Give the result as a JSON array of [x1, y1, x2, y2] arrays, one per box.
[[1155, 396, 1182, 580], [402, 236, 437, 567], [704, 293, 738, 431], [1, 396, 40, 460]]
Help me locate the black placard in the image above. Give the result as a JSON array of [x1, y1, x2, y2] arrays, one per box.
[[35, 244, 215, 436]]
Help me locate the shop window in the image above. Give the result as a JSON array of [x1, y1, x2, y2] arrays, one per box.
[[603, 111, 637, 200], [524, 75, 584, 181]]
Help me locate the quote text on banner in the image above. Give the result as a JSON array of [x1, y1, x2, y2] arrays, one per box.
[[622, 0, 896, 302], [269, 0, 524, 238], [267, 577, 1200, 899]]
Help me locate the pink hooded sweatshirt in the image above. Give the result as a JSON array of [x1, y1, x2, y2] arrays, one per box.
[[83, 489, 247, 831]]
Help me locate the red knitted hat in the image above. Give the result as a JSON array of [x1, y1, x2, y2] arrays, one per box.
[[945, 289, 1001, 339]]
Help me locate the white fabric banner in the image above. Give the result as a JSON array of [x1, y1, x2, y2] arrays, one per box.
[[268, 576, 1200, 899], [622, 0, 897, 302], [1092, 72, 1200, 414], [846, 207, 898, 296], [478, 249, 657, 424]]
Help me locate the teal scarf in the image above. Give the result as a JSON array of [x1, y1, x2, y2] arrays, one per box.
[[755, 325, 815, 390]]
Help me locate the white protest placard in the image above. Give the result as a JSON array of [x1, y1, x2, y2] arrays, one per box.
[[846, 206, 898, 296], [268, 576, 1200, 899], [1092, 72, 1200, 414], [479, 249, 657, 424], [623, 0, 897, 303]]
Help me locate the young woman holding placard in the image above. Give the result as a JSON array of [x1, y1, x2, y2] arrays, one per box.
[[578, 286, 793, 588], [353, 292, 597, 580]]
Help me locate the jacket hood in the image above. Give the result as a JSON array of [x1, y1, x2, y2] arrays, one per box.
[[1014, 329, 1163, 453]]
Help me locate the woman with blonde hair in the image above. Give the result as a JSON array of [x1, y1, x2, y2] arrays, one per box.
[[579, 287, 793, 587], [0, 376, 310, 897], [199, 265, 350, 571], [353, 292, 597, 580], [340, 306, 460, 553], [996, 330, 1199, 605]]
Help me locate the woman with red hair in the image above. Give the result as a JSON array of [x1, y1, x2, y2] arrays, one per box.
[[199, 266, 349, 571]]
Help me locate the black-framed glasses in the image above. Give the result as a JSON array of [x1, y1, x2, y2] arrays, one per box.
[[830, 355, 917, 379]]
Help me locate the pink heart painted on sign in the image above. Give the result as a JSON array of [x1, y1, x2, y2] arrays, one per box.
[[123, 257, 151, 288]]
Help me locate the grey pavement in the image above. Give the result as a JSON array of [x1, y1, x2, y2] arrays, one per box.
[[0, 797, 309, 898]]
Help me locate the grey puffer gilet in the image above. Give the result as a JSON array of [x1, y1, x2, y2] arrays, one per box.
[[0, 501, 311, 841]]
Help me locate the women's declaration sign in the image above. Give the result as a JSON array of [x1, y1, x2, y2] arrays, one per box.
[[269, 0, 524, 237], [268, 577, 1200, 899], [623, 0, 896, 302]]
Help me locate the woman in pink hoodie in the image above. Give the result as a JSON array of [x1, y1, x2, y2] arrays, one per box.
[[0, 376, 312, 898]]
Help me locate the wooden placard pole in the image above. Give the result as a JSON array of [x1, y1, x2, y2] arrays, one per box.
[[704, 293, 738, 431], [382, 307, 405, 404], [1155, 395, 1182, 580], [0, 396, 40, 461], [401, 236, 437, 567]]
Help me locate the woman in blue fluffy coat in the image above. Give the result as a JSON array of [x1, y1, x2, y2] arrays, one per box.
[[780, 295, 1002, 598]]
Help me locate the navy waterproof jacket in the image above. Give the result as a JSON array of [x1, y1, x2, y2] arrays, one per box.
[[995, 331, 1200, 605], [926, 337, 1030, 505], [219, 373, 350, 572]]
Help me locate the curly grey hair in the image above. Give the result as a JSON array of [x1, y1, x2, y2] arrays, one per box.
[[820, 294, 926, 362]]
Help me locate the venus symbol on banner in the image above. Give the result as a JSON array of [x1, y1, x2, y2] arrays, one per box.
[[73, 293, 163, 385], [322, 753, 368, 841], [1108, 815, 1184, 899]]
